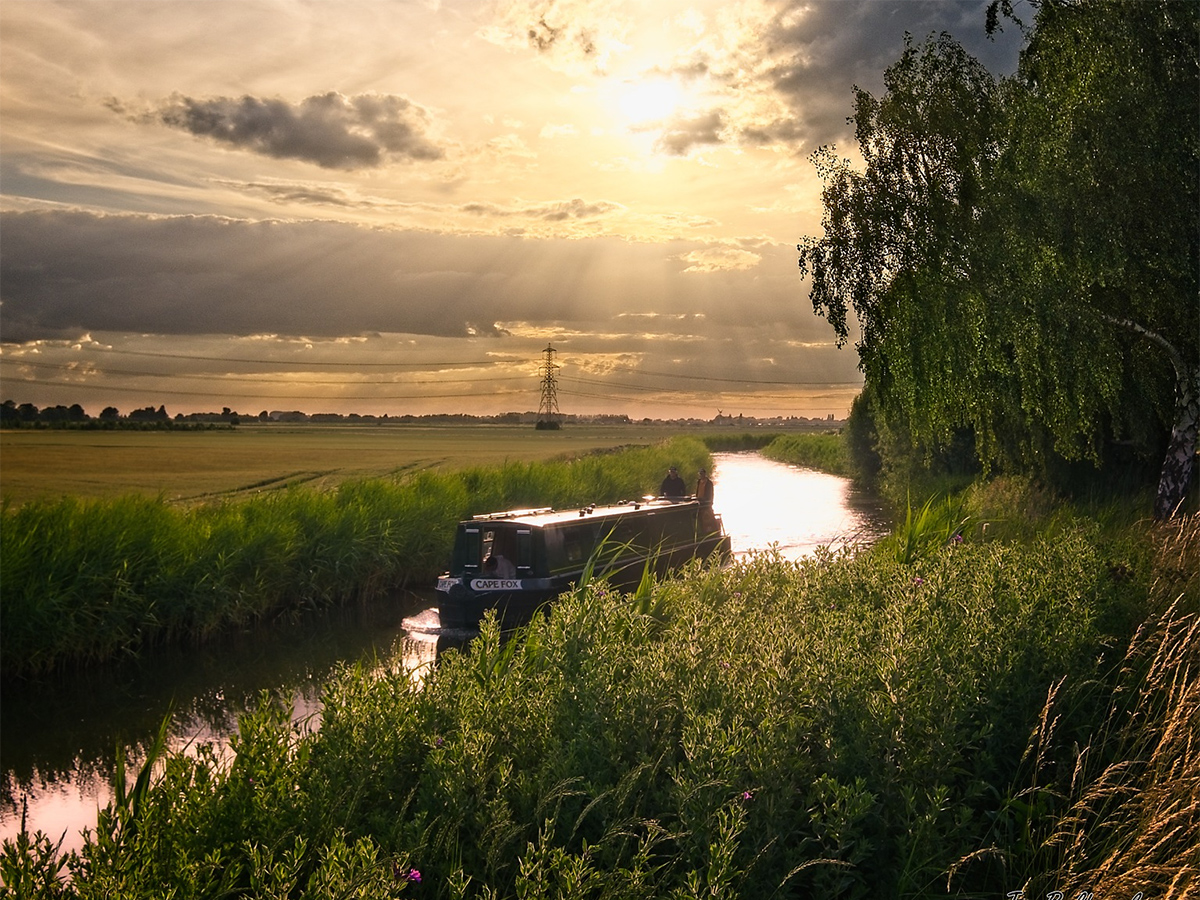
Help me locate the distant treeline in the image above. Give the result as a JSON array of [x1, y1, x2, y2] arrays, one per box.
[[2, 399, 841, 429]]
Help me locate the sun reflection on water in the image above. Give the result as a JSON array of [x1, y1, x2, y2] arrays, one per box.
[[710, 452, 886, 561]]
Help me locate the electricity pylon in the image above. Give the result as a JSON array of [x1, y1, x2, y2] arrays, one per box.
[[536, 344, 561, 430]]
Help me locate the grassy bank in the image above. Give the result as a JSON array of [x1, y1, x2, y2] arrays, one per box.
[[4, 482, 1195, 897], [1, 437, 711, 678], [760, 431, 852, 478]]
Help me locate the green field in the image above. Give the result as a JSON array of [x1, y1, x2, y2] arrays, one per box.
[[0, 424, 728, 505]]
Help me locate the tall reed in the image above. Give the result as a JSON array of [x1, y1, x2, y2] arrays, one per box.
[[1, 437, 710, 676]]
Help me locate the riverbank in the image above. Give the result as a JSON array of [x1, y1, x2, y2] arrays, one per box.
[[4, 474, 1195, 896]]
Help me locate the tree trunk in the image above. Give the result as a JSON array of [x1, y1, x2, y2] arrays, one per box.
[[1104, 316, 1197, 519], [1154, 365, 1198, 520]]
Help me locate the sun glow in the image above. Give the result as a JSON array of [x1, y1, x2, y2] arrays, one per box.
[[617, 77, 684, 124]]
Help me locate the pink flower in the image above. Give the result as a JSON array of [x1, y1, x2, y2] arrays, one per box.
[[741, 790, 754, 801], [407, 868, 422, 883]]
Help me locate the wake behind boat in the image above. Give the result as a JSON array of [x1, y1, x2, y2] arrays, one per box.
[[435, 496, 730, 629]]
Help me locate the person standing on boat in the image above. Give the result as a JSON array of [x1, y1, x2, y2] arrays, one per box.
[[695, 468, 714, 506], [660, 465, 687, 498]]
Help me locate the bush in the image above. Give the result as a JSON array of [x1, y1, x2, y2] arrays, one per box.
[[4, 509, 1168, 897]]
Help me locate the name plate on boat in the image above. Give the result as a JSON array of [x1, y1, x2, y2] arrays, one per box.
[[470, 578, 523, 591]]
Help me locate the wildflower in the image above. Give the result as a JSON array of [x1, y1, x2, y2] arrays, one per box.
[[733, 592, 742, 600], [721, 661, 731, 669], [395, 864, 422, 883], [435, 736, 444, 747], [741, 790, 754, 801], [952, 533, 964, 544], [913, 577, 925, 586]]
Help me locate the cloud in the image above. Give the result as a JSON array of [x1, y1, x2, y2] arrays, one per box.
[[651, 109, 726, 156], [217, 179, 383, 209], [460, 197, 624, 221], [0, 209, 822, 344], [150, 91, 445, 170], [482, 0, 632, 74], [539, 123, 578, 138], [676, 246, 762, 273], [636, 0, 1023, 155]]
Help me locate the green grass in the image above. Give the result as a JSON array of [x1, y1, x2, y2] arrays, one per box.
[[1, 437, 712, 677], [4, 481, 1195, 898], [760, 431, 852, 478]]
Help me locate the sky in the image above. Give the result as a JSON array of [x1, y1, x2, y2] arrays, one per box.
[[0, 0, 1025, 420]]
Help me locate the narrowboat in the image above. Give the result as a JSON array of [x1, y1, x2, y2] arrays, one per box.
[[435, 496, 730, 629]]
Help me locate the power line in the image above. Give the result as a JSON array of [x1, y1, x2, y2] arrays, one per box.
[[1, 377, 530, 402], [579, 358, 860, 386], [3, 358, 859, 391], [36, 347, 506, 368], [560, 386, 845, 413], [5, 358, 532, 386], [562, 374, 858, 394]]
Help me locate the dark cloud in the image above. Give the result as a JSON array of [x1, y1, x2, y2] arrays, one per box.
[[760, 0, 1022, 144], [653, 110, 726, 157], [460, 198, 623, 220], [521, 3, 601, 58], [151, 91, 444, 170], [0, 209, 827, 344], [652, 0, 1023, 154], [220, 180, 379, 208]]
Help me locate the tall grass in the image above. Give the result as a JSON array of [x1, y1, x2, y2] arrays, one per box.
[[958, 514, 1199, 897], [5, 491, 1182, 897], [1, 437, 710, 677], [761, 431, 852, 477], [700, 432, 781, 452], [883, 493, 971, 565]]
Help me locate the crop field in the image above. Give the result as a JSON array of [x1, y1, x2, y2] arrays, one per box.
[[0, 423, 715, 505]]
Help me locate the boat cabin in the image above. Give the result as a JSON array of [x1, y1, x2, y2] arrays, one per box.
[[437, 498, 729, 629]]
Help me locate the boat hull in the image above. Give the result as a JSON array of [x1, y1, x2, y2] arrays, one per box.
[[436, 533, 730, 630]]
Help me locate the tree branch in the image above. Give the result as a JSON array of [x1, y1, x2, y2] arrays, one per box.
[[1102, 314, 1188, 383]]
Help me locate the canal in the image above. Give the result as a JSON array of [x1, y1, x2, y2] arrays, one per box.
[[0, 451, 888, 854]]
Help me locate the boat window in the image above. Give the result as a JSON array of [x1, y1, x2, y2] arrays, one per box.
[[562, 524, 596, 563], [516, 529, 533, 570], [463, 527, 482, 569]]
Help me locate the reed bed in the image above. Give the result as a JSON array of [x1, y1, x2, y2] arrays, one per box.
[[5, 490, 1187, 898], [761, 431, 852, 478], [0, 437, 711, 677]]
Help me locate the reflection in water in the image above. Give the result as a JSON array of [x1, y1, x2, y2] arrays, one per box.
[[1, 594, 427, 855], [711, 452, 887, 559], [1, 451, 887, 853]]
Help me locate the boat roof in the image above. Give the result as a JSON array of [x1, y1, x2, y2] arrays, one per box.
[[467, 497, 699, 527]]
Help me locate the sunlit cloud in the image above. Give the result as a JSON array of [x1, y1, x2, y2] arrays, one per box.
[[482, 0, 634, 75], [676, 246, 761, 272]]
